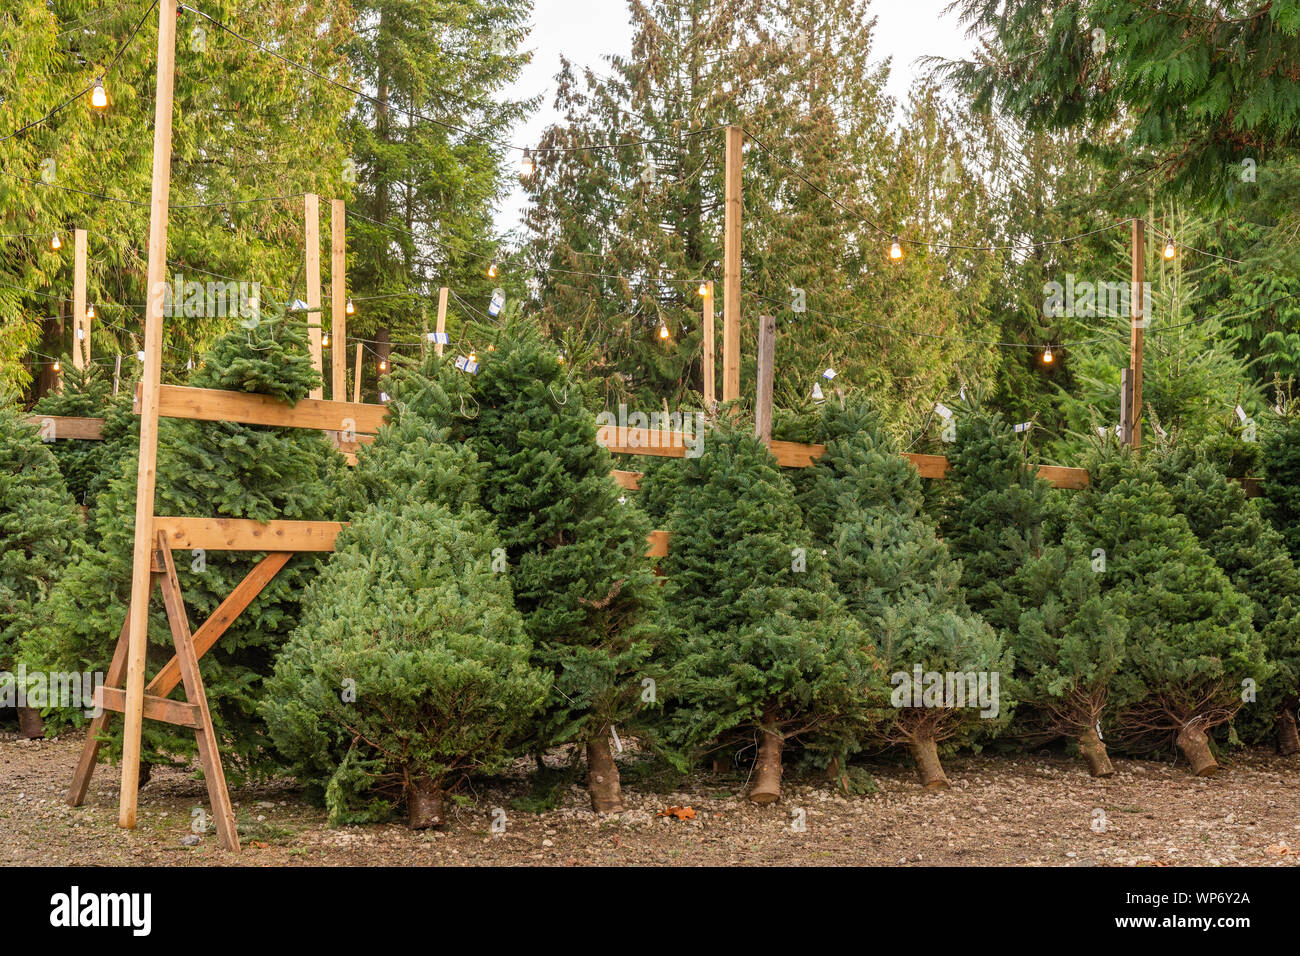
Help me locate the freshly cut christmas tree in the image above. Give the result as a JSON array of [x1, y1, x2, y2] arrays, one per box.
[[1157, 451, 1300, 755], [1262, 413, 1300, 563], [1079, 447, 1270, 775], [29, 365, 112, 510], [387, 319, 660, 813], [796, 403, 1010, 788], [23, 317, 343, 781], [0, 403, 83, 737], [262, 413, 550, 827], [660, 422, 884, 802]]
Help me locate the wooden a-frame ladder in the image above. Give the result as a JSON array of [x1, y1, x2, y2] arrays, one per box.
[[67, 532, 292, 852]]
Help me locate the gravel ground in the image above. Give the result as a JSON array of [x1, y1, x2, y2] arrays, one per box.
[[3, 730, 1299, 867]]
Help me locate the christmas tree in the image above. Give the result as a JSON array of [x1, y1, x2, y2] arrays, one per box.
[[22, 317, 343, 781], [796, 402, 1011, 788], [29, 364, 112, 510], [1262, 413, 1300, 564], [660, 422, 883, 802], [385, 320, 660, 813], [1156, 449, 1300, 755], [262, 412, 550, 827], [0, 402, 83, 737], [1078, 446, 1270, 775]]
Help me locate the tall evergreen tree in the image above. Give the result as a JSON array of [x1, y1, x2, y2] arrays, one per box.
[[29, 364, 112, 509]]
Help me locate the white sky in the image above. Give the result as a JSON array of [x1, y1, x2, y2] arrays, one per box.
[[495, 0, 976, 232]]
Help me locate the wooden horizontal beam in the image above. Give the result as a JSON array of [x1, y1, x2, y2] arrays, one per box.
[[905, 453, 949, 479], [646, 530, 670, 558], [137, 383, 389, 434], [153, 516, 345, 552], [23, 415, 105, 440], [611, 470, 642, 490], [98, 686, 201, 729], [596, 425, 693, 458], [1036, 465, 1090, 490]]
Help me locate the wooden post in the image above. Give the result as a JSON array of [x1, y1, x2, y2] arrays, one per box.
[[755, 314, 775, 445], [305, 193, 323, 400], [112, 353, 121, 395], [1129, 218, 1145, 448], [353, 342, 363, 404], [330, 199, 346, 401], [435, 286, 449, 357], [1119, 368, 1134, 445], [702, 280, 715, 409], [73, 228, 87, 370], [723, 125, 742, 404], [119, 0, 178, 831]]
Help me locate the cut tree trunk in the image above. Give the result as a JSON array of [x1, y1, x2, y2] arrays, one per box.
[[1277, 709, 1300, 757], [16, 706, 43, 739], [1077, 726, 1115, 777], [908, 735, 951, 789], [827, 755, 850, 794], [586, 736, 624, 813], [749, 722, 784, 804], [1176, 723, 1219, 777], [406, 777, 445, 829]]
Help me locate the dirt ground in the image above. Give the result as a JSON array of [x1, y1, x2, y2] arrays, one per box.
[[3, 729, 1299, 866]]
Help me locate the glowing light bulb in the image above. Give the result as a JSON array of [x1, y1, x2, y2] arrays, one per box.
[[659, 323, 670, 340], [520, 148, 535, 177], [469, 350, 477, 363], [1163, 240, 1176, 260], [1043, 347, 1054, 364], [91, 80, 108, 109], [53, 359, 61, 372], [697, 281, 709, 297], [85, 304, 95, 320], [487, 262, 499, 279], [557, 351, 566, 365], [51, 233, 62, 251], [321, 333, 330, 347], [346, 299, 355, 315], [378, 358, 389, 372], [889, 238, 903, 261]]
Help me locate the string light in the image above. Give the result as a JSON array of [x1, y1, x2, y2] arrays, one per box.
[[378, 358, 388, 372], [1042, 347, 1054, 364], [321, 332, 330, 347], [91, 79, 108, 110], [468, 350, 477, 363], [52, 359, 61, 372], [697, 281, 709, 297], [520, 148, 535, 177], [487, 262, 498, 278], [888, 237, 903, 261], [85, 304, 95, 320], [51, 233, 61, 251], [346, 298, 355, 315], [658, 322, 670, 340], [1163, 240, 1176, 260]]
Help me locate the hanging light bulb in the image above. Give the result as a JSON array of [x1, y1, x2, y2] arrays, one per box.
[[346, 298, 355, 315], [520, 148, 535, 177], [697, 281, 709, 297], [888, 237, 903, 261], [91, 79, 108, 110], [53, 359, 61, 372], [1163, 240, 1176, 260], [1042, 346, 1054, 364], [659, 322, 670, 340], [469, 350, 478, 363], [85, 304, 95, 320], [321, 332, 330, 348], [378, 358, 389, 372], [51, 233, 62, 251], [487, 261, 499, 279], [557, 351, 566, 365]]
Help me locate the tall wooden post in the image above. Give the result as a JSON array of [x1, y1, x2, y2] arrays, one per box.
[[73, 229, 87, 369], [305, 193, 323, 400], [330, 199, 346, 401], [435, 286, 449, 357], [754, 314, 775, 444], [723, 126, 742, 404], [120, 0, 178, 831], [702, 280, 715, 408], [1129, 218, 1145, 448], [353, 342, 363, 404]]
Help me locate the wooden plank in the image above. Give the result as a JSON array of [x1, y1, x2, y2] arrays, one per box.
[[905, 453, 950, 479], [66, 607, 136, 806], [23, 415, 104, 440], [435, 287, 449, 357], [156, 533, 240, 852], [1130, 219, 1145, 448], [611, 469, 642, 490], [754, 314, 775, 444], [770, 439, 826, 468], [1036, 465, 1090, 489], [723, 126, 742, 404], [646, 530, 670, 558], [141, 383, 388, 434], [305, 193, 323, 400], [702, 280, 715, 408], [154, 516, 343, 552], [597, 424, 691, 459], [73, 228, 87, 370], [147, 551, 291, 699], [120, 0, 179, 833], [353, 342, 363, 404], [97, 686, 201, 729], [331, 199, 347, 401]]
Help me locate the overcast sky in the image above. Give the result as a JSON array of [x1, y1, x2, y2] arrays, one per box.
[[495, 0, 976, 232]]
